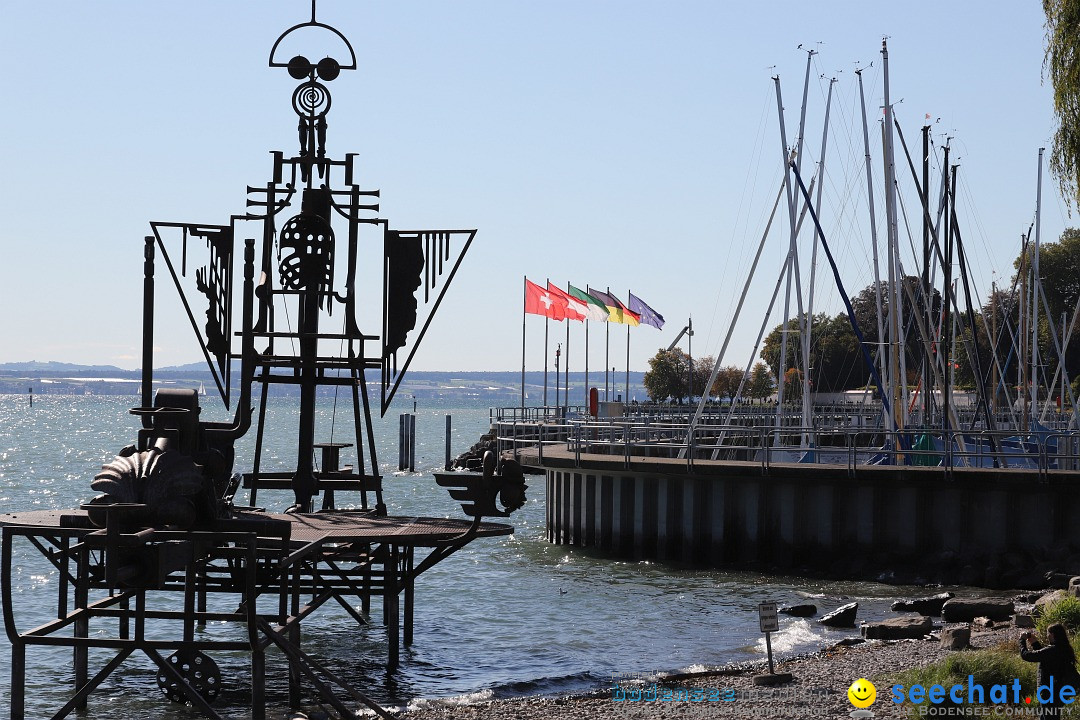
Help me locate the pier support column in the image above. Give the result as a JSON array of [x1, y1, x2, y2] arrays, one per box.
[[289, 564, 302, 708], [387, 545, 400, 671], [74, 547, 89, 710], [252, 648, 266, 720], [11, 641, 24, 720], [403, 548, 414, 646]]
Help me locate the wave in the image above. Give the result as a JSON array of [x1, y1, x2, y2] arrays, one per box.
[[753, 618, 829, 655]]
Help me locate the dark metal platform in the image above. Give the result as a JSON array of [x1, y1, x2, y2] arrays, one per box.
[[0, 508, 513, 544], [2, 507, 514, 719]]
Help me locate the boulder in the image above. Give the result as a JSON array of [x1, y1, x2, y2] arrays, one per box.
[[780, 603, 817, 617], [891, 592, 954, 616], [1069, 577, 1080, 598], [941, 598, 1014, 623], [819, 602, 858, 628], [1014, 614, 1035, 628], [1033, 590, 1067, 619], [1045, 572, 1073, 589], [940, 626, 971, 650], [861, 616, 934, 640]]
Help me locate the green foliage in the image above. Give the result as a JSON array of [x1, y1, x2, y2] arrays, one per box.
[[759, 278, 937, 393], [643, 348, 690, 403], [887, 631, 1080, 719], [711, 366, 744, 401], [889, 645, 1038, 718], [747, 362, 775, 401], [1035, 595, 1080, 636], [692, 355, 715, 400], [1009, 229, 1080, 393], [1044, 0, 1080, 210]]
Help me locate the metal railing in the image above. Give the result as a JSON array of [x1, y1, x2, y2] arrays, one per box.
[[492, 417, 1080, 479]]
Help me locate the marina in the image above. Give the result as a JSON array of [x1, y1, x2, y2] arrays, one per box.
[[2, 2, 1079, 719]]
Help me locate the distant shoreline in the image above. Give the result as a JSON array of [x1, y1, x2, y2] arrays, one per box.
[[0, 367, 647, 401]]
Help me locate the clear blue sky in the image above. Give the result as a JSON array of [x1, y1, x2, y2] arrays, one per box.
[[0, 1, 1069, 376]]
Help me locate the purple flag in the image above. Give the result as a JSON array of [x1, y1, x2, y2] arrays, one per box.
[[627, 292, 664, 329]]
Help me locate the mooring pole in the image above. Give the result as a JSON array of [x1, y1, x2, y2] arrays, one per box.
[[409, 414, 416, 472], [444, 415, 452, 470], [141, 236, 155, 416]]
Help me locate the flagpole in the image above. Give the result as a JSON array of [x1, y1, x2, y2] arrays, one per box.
[[625, 288, 631, 402], [565, 307, 570, 415], [521, 275, 527, 409], [574, 282, 588, 408], [584, 319, 590, 406], [605, 287, 611, 401], [591, 285, 608, 401], [544, 319, 549, 411], [605, 319, 610, 401]]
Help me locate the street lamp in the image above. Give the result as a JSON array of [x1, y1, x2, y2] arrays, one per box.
[[667, 317, 693, 402]]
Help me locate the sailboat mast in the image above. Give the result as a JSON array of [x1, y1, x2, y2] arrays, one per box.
[[922, 124, 933, 426], [773, 76, 793, 426], [941, 145, 952, 431], [1032, 148, 1044, 421], [794, 51, 815, 442], [856, 68, 888, 395], [804, 76, 835, 435], [881, 38, 901, 434]]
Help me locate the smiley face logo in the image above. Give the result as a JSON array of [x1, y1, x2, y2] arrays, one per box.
[[848, 678, 876, 708]]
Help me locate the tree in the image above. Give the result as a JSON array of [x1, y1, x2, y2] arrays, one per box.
[[643, 348, 690, 403], [1044, 0, 1080, 208], [711, 366, 745, 403], [783, 368, 803, 402], [692, 355, 715, 400], [747, 362, 775, 401], [1032, 228, 1080, 319], [761, 278, 943, 394]]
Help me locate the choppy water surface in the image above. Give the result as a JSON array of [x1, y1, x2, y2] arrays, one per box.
[[0, 393, 951, 717]]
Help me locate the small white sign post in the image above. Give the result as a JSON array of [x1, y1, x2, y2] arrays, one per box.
[[758, 602, 779, 673], [752, 601, 792, 686]]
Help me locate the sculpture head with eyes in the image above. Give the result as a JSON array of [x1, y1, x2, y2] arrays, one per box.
[[267, 5, 358, 177]]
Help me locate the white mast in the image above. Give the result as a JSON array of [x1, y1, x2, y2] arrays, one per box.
[[794, 51, 815, 444], [805, 75, 836, 437], [772, 52, 814, 438], [881, 38, 901, 434], [856, 67, 888, 391]]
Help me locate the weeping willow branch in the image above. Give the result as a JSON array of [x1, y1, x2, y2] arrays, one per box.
[[1044, 0, 1080, 211]]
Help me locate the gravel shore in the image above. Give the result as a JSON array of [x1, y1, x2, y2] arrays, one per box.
[[392, 623, 1024, 720]]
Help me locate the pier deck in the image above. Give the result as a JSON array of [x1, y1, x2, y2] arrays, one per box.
[[1, 509, 512, 719]]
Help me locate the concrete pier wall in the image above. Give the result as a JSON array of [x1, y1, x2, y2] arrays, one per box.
[[540, 455, 1080, 586]]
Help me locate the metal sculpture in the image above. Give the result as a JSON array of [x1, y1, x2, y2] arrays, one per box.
[[136, 1, 478, 516], [0, 5, 525, 719]]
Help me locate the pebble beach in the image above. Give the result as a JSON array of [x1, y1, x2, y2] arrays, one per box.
[[394, 623, 1024, 720]]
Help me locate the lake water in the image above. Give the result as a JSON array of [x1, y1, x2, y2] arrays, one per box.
[[0, 393, 950, 718]]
